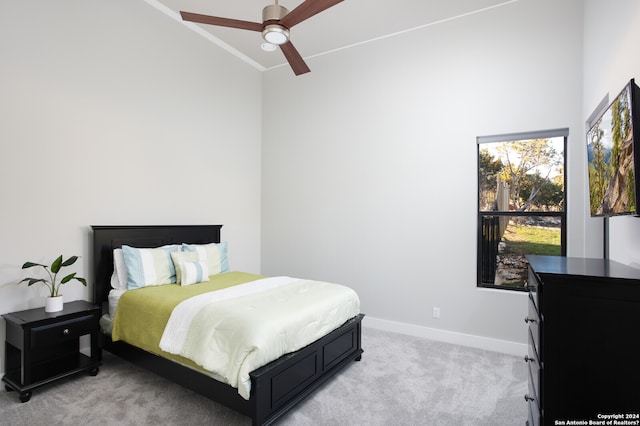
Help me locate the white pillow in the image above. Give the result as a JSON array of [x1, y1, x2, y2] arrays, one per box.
[[107, 288, 127, 318], [109, 248, 128, 290], [178, 261, 209, 286], [122, 245, 180, 289], [182, 242, 229, 275]]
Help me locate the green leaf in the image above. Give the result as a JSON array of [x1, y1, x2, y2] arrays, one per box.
[[19, 255, 85, 293], [19, 278, 47, 286], [51, 255, 63, 273], [61, 256, 79, 267], [22, 261, 47, 269], [60, 273, 76, 284]]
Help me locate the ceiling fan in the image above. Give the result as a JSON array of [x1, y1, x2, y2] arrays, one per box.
[[180, 0, 343, 76]]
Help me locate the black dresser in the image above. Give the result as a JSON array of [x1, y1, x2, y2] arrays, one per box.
[[525, 255, 640, 425]]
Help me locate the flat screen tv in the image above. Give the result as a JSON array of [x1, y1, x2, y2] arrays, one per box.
[[586, 78, 640, 217]]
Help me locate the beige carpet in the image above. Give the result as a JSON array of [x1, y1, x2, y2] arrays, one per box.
[[0, 327, 527, 425]]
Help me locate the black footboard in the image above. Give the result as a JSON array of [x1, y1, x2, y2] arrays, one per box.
[[251, 313, 364, 425], [102, 314, 364, 426]]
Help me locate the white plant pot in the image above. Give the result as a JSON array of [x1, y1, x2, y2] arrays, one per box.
[[45, 295, 63, 312]]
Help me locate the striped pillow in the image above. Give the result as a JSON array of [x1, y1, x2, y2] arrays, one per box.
[[170, 251, 202, 284], [179, 261, 209, 286], [121, 245, 180, 289], [182, 242, 229, 275]]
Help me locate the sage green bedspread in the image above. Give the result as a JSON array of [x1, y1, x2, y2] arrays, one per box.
[[111, 271, 264, 372]]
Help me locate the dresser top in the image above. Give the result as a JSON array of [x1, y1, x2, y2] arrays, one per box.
[[527, 255, 640, 281]]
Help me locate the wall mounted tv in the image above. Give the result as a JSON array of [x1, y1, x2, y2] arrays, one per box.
[[587, 78, 640, 217]]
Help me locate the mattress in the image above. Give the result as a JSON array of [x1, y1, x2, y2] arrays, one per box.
[[109, 271, 360, 399]]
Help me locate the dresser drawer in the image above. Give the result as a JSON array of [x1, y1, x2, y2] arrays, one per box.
[[526, 329, 542, 408], [527, 267, 541, 312], [30, 315, 96, 349], [526, 394, 540, 426], [526, 294, 542, 357], [526, 365, 541, 421]]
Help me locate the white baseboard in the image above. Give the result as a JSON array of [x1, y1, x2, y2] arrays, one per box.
[[363, 316, 527, 357]]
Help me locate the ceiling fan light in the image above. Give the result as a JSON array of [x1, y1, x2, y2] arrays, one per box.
[[262, 24, 289, 45]]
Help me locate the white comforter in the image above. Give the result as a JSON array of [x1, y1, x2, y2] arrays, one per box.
[[159, 276, 360, 399]]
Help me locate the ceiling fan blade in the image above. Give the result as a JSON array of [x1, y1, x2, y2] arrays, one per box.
[[180, 12, 263, 32], [280, 0, 343, 28], [280, 41, 311, 76]]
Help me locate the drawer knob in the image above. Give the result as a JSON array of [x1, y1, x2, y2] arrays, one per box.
[[524, 394, 535, 402], [524, 355, 535, 363], [63, 328, 70, 335], [524, 316, 536, 324]]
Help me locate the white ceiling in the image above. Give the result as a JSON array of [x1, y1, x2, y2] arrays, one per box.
[[147, 0, 515, 72]]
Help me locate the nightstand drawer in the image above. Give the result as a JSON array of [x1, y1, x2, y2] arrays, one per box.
[[30, 315, 95, 349]]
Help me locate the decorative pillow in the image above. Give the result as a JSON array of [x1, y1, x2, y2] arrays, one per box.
[[170, 251, 202, 284], [182, 242, 229, 275], [109, 248, 128, 290], [178, 261, 209, 286], [121, 245, 180, 289]]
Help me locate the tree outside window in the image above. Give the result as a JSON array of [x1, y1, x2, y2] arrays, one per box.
[[477, 131, 567, 290]]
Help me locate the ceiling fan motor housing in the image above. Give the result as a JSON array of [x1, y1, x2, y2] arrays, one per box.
[[262, 4, 288, 22], [262, 4, 290, 44]]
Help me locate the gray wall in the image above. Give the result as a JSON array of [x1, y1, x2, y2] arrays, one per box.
[[261, 0, 586, 352], [0, 1, 262, 374], [582, 0, 640, 265]]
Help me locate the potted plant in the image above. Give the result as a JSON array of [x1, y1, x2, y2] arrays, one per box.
[[20, 255, 87, 312]]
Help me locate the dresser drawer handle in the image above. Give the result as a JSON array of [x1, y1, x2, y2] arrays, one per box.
[[524, 394, 535, 402], [524, 316, 537, 324], [63, 328, 70, 335], [524, 355, 535, 363]]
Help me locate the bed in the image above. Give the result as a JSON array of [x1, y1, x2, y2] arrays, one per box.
[[92, 225, 364, 426]]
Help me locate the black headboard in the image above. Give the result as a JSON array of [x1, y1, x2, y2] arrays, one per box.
[[91, 225, 222, 308]]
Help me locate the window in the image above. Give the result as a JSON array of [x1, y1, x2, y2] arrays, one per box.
[[477, 129, 567, 291]]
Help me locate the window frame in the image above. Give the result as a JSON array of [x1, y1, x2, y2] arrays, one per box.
[[476, 129, 568, 291]]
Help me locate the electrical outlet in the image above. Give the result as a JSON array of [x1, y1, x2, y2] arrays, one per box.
[[432, 307, 441, 319]]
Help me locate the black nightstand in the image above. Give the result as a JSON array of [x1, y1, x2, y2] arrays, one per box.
[[2, 300, 101, 402]]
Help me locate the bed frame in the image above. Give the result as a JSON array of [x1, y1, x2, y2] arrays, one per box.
[[92, 225, 364, 426]]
